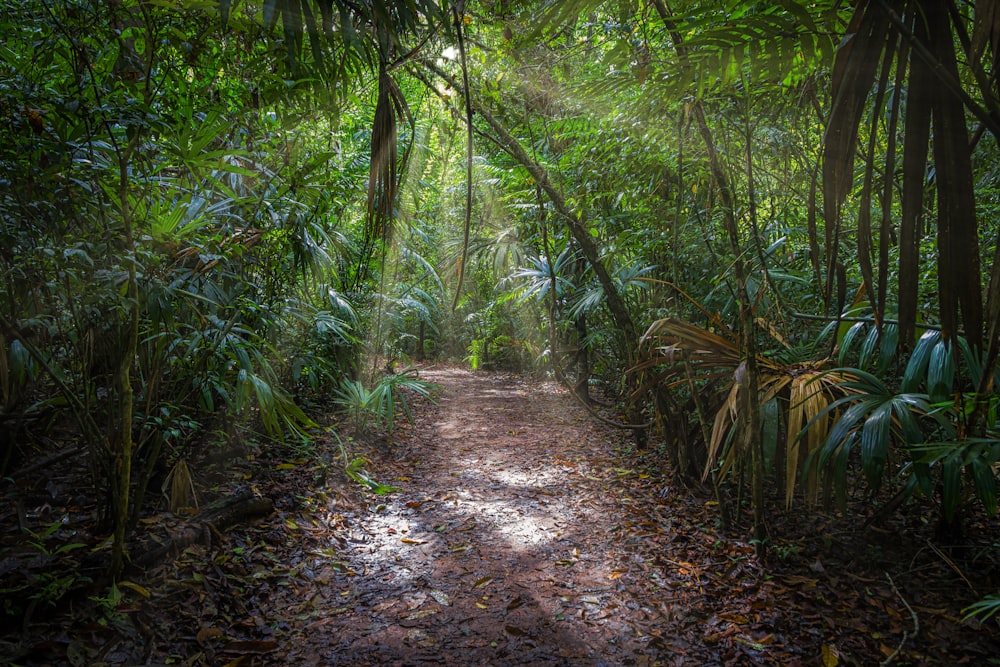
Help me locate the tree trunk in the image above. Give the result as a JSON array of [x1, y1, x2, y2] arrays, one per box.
[[130, 493, 274, 569], [471, 103, 640, 355], [691, 102, 763, 548], [470, 102, 647, 441], [417, 319, 426, 361], [573, 314, 590, 403], [111, 137, 139, 580]]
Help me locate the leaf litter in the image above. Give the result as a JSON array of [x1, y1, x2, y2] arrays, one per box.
[[4, 366, 998, 665]]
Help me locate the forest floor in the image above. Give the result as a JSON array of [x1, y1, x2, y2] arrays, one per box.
[[3, 366, 1000, 665]]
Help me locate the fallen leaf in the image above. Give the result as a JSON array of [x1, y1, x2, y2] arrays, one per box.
[[196, 626, 224, 645], [429, 589, 451, 606], [401, 537, 425, 545], [822, 643, 840, 666], [780, 575, 818, 587], [118, 581, 151, 598]]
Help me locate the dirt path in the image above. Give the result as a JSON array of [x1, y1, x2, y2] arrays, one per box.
[[7, 368, 997, 665], [284, 367, 665, 665]]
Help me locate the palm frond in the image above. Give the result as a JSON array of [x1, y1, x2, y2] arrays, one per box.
[[634, 317, 852, 506]]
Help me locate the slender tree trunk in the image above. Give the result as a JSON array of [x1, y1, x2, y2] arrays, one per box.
[[573, 314, 590, 402], [106, 0, 152, 579], [417, 319, 426, 361], [691, 103, 764, 551], [471, 102, 647, 441], [111, 137, 139, 579], [471, 103, 640, 354], [651, 0, 762, 549]]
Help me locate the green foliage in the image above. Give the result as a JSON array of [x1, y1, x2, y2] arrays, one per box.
[[332, 379, 375, 434], [25, 522, 87, 559], [815, 329, 1000, 521], [964, 593, 1000, 623], [465, 338, 485, 371], [812, 369, 930, 490], [332, 369, 439, 434], [345, 456, 402, 495], [11, 523, 91, 609], [461, 296, 528, 372], [0, 0, 384, 571], [510, 249, 576, 304]]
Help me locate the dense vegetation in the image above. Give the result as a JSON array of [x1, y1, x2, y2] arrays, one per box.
[[3, 0, 1000, 636]]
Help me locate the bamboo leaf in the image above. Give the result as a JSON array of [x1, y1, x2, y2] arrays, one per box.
[[838, 321, 866, 365], [859, 324, 879, 370], [263, 0, 278, 28], [971, 457, 998, 516], [892, 396, 927, 444], [878, 324, 898, 369], [927, 339, 955, 403], [942, 454, 963, 522], [833, 432, 856, 510], [902, 330, 940, 392], [860, 401, 892, 485]]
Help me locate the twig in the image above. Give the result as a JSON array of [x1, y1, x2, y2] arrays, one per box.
[[925, 539, 978, 594], [6, 444, 84, 479], [880, 573, 919, 667]]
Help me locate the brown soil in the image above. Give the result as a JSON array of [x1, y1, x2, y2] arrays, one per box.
[[282, 366, 665, 665], [5, 365, 998, 665]]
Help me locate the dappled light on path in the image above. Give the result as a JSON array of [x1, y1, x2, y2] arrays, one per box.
[[284, 367, 644, 665], [251, 366, 993, 666], [77, 366, 995, 665]]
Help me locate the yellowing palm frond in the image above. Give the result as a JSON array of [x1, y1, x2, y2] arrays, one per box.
[[635, 318, 855, 507]]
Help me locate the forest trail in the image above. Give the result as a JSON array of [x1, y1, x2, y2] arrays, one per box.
[[283, 367, 672, 665], [49, 367, 989, 666], [262, 367, 976, 666]]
